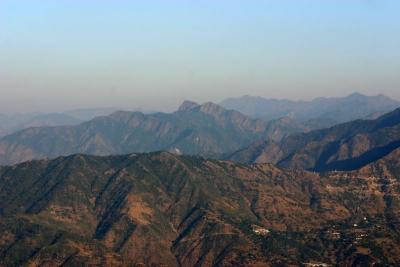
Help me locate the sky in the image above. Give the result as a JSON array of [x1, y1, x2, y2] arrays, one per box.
[[1, 0, 400, 113]]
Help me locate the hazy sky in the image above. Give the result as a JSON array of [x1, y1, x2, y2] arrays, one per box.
[[1, 0, 399, 113]]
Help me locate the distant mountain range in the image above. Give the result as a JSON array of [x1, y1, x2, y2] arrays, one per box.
[[2, 92, 397, 140], [1, 94, 399, 166], [0, 102, 273, 165], [220, 92, 400, 123], [0, 108, 157, 138], [228, 107, 400, 172], [1, 151, 400, 266], [0, 113, 82, 138], [1, 93, 400, 265], [63, 107, 128, 121], [0, 108, 124, 137]]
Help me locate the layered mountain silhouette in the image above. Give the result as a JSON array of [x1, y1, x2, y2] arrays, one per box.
[[0, 102, 279, 165], [1, 151, 400, 266], [220, 92, 400, 123], [63, 107, 122, 121], [0, 113, 82, 138], [0, 108, 160, 138], [228, 107, 400, 172]]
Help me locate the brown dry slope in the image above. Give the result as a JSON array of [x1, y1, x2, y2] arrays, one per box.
[[1, 152, 400, 266]]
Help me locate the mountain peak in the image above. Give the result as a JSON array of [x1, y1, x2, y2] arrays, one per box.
[[178, 100, 200, 111]]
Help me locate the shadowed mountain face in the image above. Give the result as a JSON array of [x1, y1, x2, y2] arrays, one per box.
[[220, 92, 400, 123], [228, 108, 400, 172], [1, 152, 400, 266]]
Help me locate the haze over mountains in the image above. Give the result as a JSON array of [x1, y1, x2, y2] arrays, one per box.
[[2, 0, 400, 265], [0, 108, 157, 138], [1, 93, 398, 166], [1, 92, 400, 266], [0, 113, 81, 138], [0, 102, 269, 165], [1, 151, 400, 266], [0, 108, 122, 138], [220, 92, 400, 123]]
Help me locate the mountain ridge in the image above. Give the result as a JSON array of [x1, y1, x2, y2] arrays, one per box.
[[228, 107, 400, 172], [0, 113, 82, 138], [220, 92, 400, 123], [0, 102, 270, 165], [1, 151, 400, 265]]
